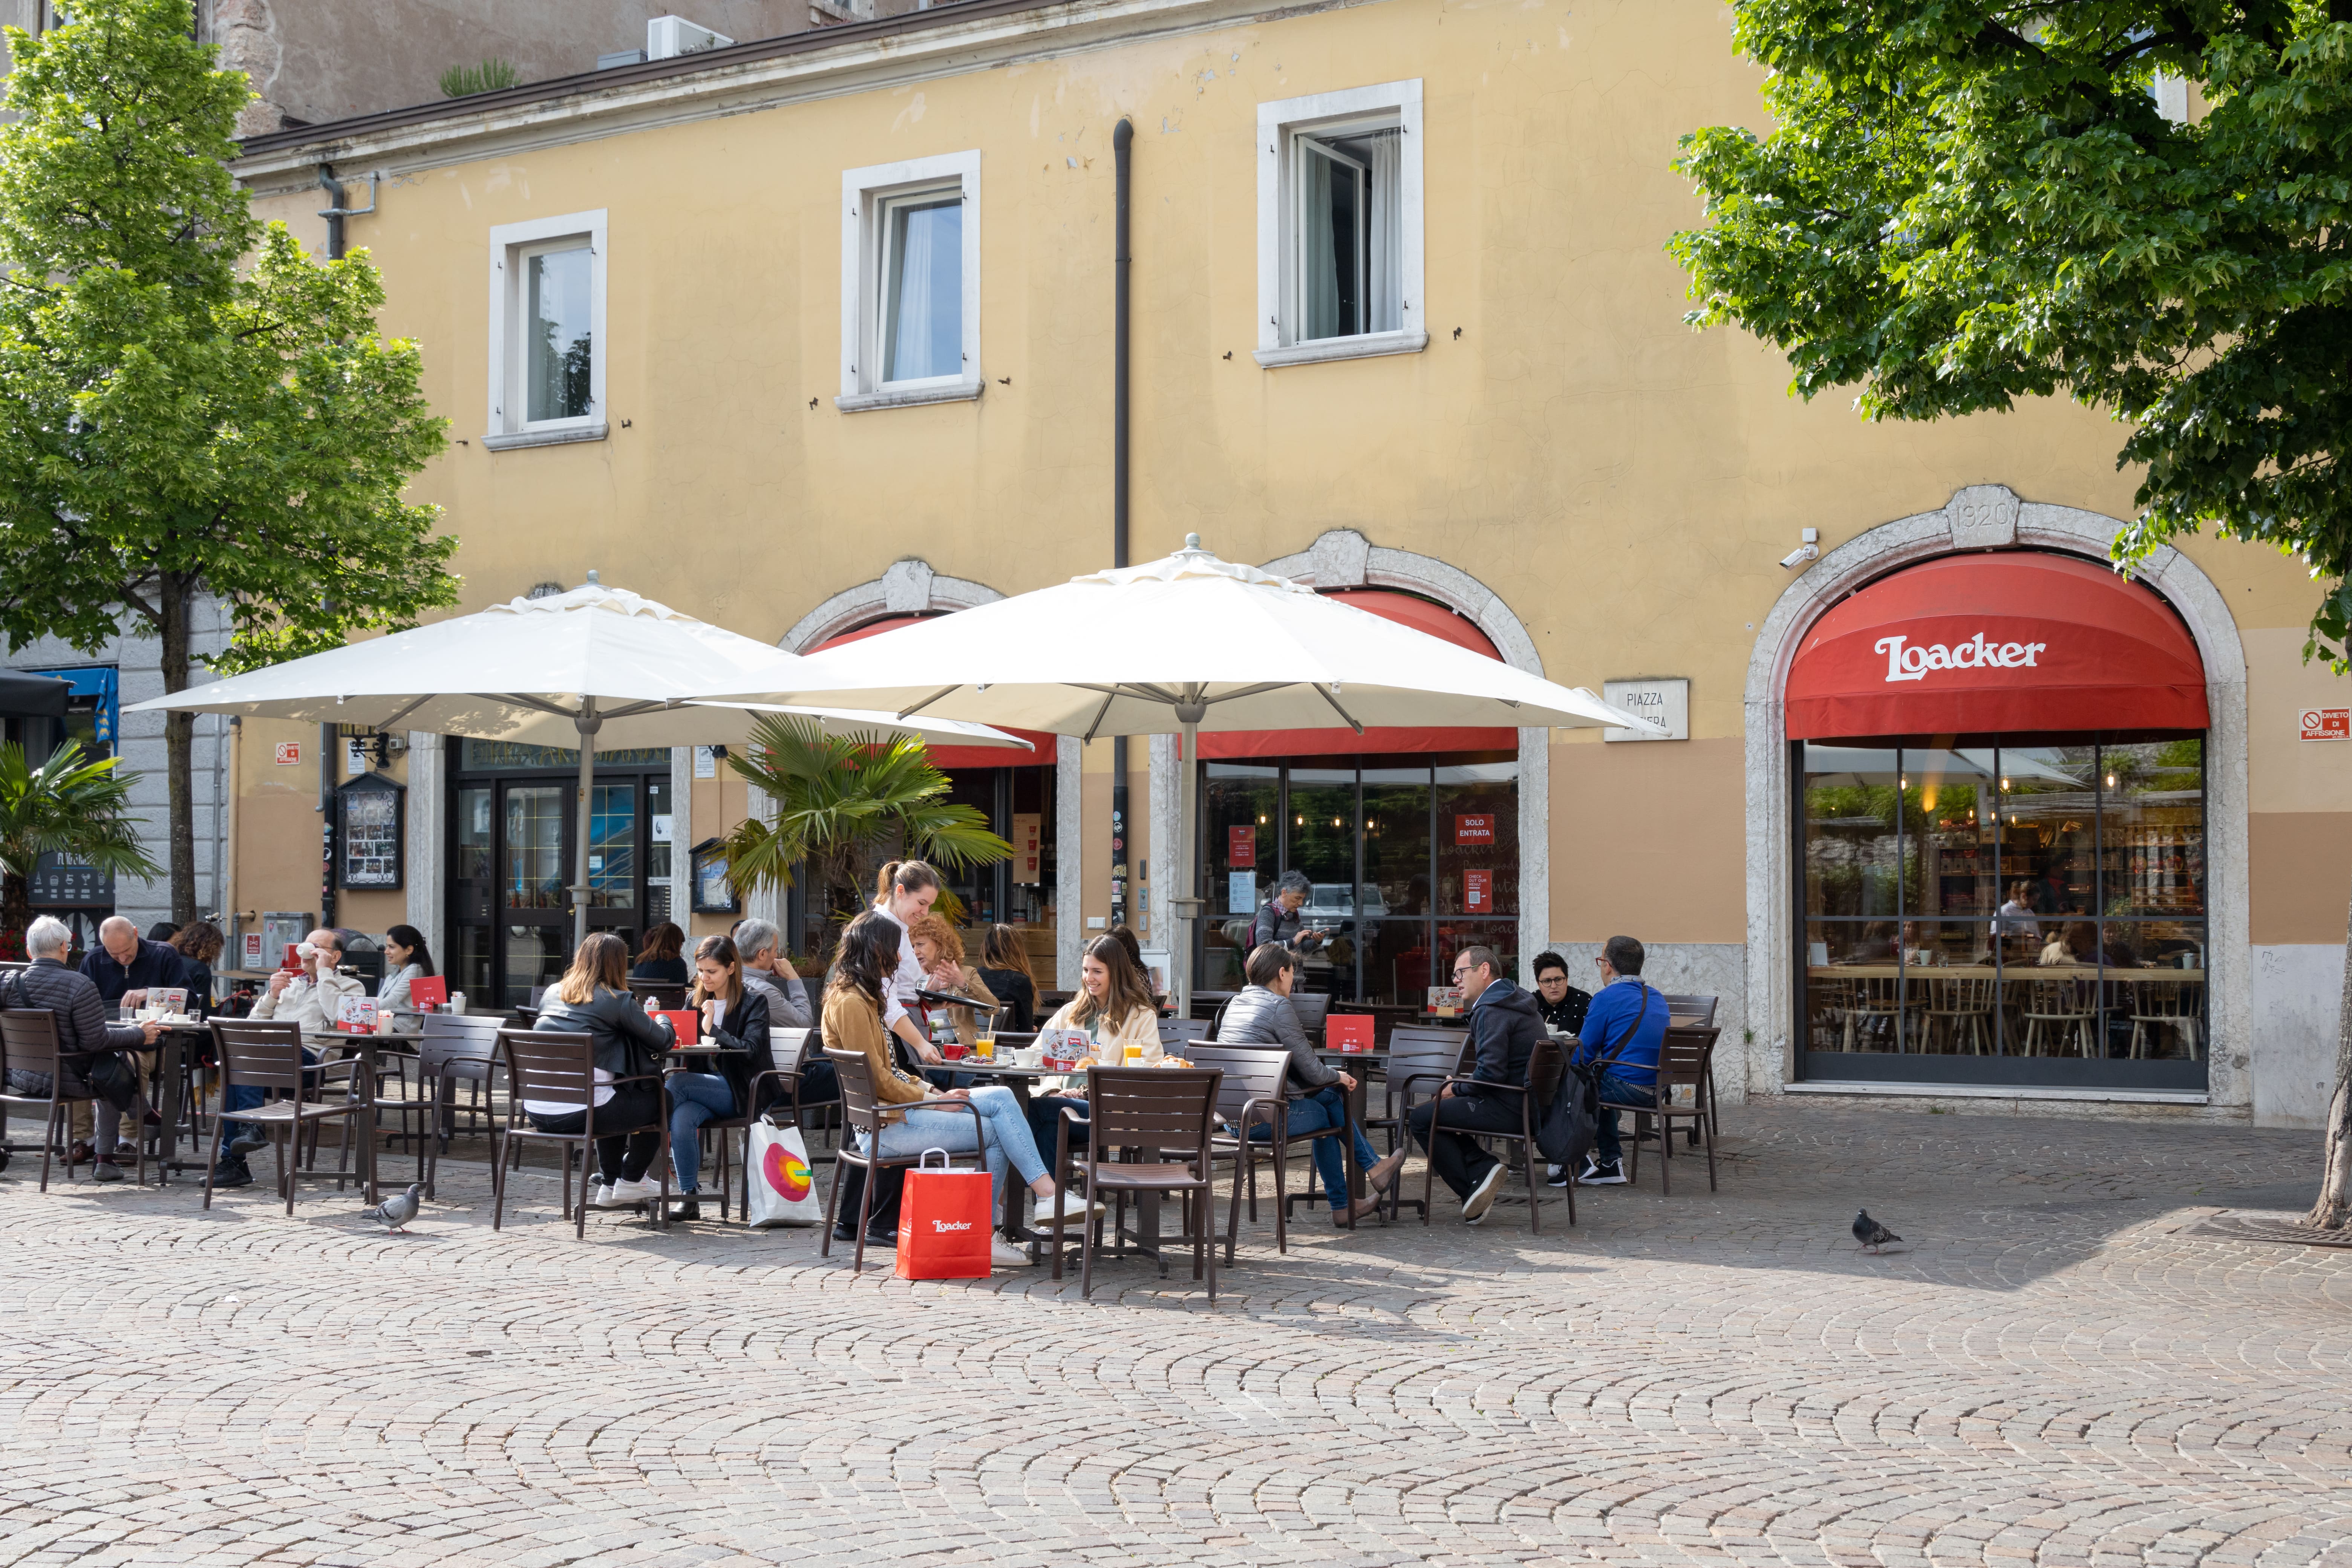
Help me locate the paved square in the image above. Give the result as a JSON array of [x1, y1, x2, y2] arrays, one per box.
[[3, 1103, 2349, 1567]]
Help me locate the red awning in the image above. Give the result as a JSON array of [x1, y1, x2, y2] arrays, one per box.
[[810, 616, 1058, 769], [1197, 588, 1519, 758], [1785, 552, 2208, 739]]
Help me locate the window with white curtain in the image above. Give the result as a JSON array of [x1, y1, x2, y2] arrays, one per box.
[[1257, 82, 1424, 368], [839, 152, 983, 410], [485, 209, 608, 450]]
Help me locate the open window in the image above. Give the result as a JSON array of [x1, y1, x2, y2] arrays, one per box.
[[1257, 81, 1424, 368], [839, 152, 982, 410], [485, 210, 608, 450]]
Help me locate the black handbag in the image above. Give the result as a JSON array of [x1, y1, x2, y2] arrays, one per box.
[[78, 1047, 140, 1112], [1534, 983, 1655, 1168]]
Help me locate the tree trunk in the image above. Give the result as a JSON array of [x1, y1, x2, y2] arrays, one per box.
[[1, 867, 30, 957], [2305, 868, 2352, 1229], [158, 573, 197, 927]]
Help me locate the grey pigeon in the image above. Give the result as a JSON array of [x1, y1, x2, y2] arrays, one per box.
[[1853, 1209, 1900, 1253], [362, 1184, 423, 1233]]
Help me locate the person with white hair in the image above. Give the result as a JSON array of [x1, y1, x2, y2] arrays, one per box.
[[729, 917, 813, 1030], [212, 928, 363, 1188], [4, 916, 164, 1181], [80, 914, 190, 1011]]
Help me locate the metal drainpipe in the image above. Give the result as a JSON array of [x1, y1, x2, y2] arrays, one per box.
[[317, 164, 345, 260], [316, 166, 345, 928], [1110, 119, 1133, 939]]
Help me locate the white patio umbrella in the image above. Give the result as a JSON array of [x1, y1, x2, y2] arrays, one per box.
[[129, 577, 1028, 944], [696, 535, 1660, 1011]]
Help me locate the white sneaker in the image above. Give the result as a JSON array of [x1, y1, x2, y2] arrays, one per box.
[[990, 1239, 1034, 1268], [1034, 1190, 1102, 1224], [1460, 1163, 1504, 1223], [596, 1176, 660, 1208]]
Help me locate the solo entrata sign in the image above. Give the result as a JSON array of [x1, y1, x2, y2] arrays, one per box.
[[1787, 552, 2207, 738]]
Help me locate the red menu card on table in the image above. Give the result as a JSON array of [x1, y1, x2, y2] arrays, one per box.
[[1326, 1014, 1375, 1054], [409, 975, 447, 1009]]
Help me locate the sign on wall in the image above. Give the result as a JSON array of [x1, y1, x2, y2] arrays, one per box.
[[1228, 824, 1256, 867], [1454, 813, 1494, 845], [2300, 707, 2350, 742], [1011, 812, 1042, 884], [1464, 868, 1493, 911], [336, 774, 404, 890], [274, 741, 302, 766], [1603, 677, 1689, 742]]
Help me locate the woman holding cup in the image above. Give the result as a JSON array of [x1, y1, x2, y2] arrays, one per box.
[[1021, 935, 1162, 1159]]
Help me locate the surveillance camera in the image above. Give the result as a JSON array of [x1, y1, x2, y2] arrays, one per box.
[[1779, 543, 1820, 570]]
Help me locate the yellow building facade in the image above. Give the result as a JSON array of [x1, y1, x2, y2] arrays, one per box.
[[221, 0, 2347, 1122]]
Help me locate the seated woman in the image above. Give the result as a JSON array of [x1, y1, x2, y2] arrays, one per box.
[[974, 923, 1039, 1033], [1021, 935, 1164, 1161], [907, 912, 998, 1047], [823, 911, 1094, 1265], [530, 932, 676, 1208], [662, 934, 776, 1222], [1219, 942, 1402, 1225], [630, 923, 691, 987]]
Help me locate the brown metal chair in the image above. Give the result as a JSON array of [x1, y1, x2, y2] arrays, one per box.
[[1365, 1026, 1471, 1221], [818, 1045, 986, 1272], [1188, 989, 1237, 1023], [0, 1008, 135, 1190], [1051, 1066, 1223, 1302], [1183, 1043, 1294, 1259], [1158, 1017, 1213, 1050], [1661, 993, 1723, 1141], [492, 1028, 669, 1238], [1604, 1025, 1721, 1193], [362, 1014, 506, 1199], [1413, 1037, 1568, 1233], [626, 979, 688, 1011], [203, 1019, 370, 1215]]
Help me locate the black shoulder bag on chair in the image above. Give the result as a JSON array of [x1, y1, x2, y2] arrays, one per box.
[[1535, 982, 1654, 1170]]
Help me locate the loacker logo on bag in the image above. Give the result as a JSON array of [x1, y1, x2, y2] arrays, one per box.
[[929, 1219, 972, 1233], [1874, 632, 2048, 683]]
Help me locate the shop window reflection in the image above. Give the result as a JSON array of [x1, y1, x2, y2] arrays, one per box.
[[1803, 747, 1902, 917]]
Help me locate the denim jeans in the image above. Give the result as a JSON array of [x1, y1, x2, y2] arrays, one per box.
[[859, 1085, 1046, 1209], [1251, 1085, 1380, 1210], [665, 1071, 737, 1192], [1594, 1071, 1655, 1164]]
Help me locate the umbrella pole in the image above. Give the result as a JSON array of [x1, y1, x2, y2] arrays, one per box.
[[571, 700, 602, 952]]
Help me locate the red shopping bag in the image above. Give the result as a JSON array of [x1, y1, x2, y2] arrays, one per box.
[[896, 1149, 994, 1280]]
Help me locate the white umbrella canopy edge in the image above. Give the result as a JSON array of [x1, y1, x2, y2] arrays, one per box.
[[127, 578, 1030, 946], [703, 535, 1664, 1011]]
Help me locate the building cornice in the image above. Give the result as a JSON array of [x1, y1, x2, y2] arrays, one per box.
[[231, 0, 1367, 192]]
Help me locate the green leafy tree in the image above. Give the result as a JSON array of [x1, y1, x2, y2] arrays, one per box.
[[0, 0, 458, 925], [1669, 0, 2352, 1223], [0, 741, 161, 955], [722, 716, 1013, 954]]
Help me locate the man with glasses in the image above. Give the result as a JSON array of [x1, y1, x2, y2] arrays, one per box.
[[1562, 935, 1666, 1187], [1406, 945, 1545, 1222]]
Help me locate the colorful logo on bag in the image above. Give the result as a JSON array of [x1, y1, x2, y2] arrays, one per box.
[[762, 1143, 812, 1201]]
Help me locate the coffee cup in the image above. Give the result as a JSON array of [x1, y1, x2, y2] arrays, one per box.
[[941, 1041, 969, 1060]]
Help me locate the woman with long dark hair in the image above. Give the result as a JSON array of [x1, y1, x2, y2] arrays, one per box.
[[822, 911, 1092, 1263], [631, 922, 690, 985], [661, 934, 776, 1221], [167, 920, 225, 1018], [378, 923, 435, 1011]]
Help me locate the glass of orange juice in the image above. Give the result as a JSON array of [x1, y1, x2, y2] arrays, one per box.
[[975, 1034, 995, 1061], [1124, 1040, 1144, 1064]]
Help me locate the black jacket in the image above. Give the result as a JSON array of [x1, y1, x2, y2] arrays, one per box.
[[1463, 979, 1546, 1101], [1535, 984, 1592, 1037], [79, 938, 188, 1005], [532, 986, 674, 1082], [700, 985, 776, 1116], [974, 966, 1037, 1032]]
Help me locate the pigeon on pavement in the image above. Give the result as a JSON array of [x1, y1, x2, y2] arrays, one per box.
[[1853, 1209, 1900, 1253], [362, 1184, 424, 1233]]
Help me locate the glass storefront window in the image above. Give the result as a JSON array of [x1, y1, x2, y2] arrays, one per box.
[[1192, 753, 1517, 1005], [1799, 737, 2205, 1081]]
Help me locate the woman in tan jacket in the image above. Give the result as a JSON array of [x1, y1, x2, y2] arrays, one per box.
[[823, 912, 1093, 1258]]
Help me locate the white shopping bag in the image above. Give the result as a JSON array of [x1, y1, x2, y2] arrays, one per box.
[[745, 1117, 823, 1228]]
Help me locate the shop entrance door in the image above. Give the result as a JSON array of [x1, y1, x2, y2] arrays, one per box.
[[498, 783, 570, 1009]]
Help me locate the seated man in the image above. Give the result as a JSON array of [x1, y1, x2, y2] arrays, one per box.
[[80, 914, 190, 1011], [732, 917, 815, 1029], [1530, 951, 1592, 1037], [213, 928, 362, 1187], [1406, 945, 1544, 1222], [1219, 942, 1403, 1225], [1565, 935, 1668, 1187], [6, 916, 165, 1181]]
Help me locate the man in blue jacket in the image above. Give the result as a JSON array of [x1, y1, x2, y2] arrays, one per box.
[[1565, 935, 1667, 1186], [1407, 944, 1546, 1222], [80, 916, 190, 1009]]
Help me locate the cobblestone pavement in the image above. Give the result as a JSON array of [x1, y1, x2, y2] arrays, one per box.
[[4, 1102, 2350, 1568]]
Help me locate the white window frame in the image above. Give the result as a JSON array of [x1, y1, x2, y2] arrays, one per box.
[[1256, 80, 1426, 369], [485, 209, 608, 451], [838, 150, 982, 412]]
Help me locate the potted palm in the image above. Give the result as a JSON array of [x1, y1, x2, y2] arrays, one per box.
[[0, 740, 161, 954], [722, 715, 1012, 964]]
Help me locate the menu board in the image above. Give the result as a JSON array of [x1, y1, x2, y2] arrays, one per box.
[[337, 776, 404, 890]]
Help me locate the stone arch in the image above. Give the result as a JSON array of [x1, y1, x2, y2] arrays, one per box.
[[1739, 485, 2252, 1110], [781, 558, 1005, 652]]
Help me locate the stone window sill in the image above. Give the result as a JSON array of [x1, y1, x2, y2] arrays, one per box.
[[482, 421, 608, 452], [835, 379, 985, 413], [1254, 331, 1429, 369]]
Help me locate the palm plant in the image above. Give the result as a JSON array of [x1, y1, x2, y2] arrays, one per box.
[[0, 741, 161, 956], [722, 715, 1012, 951]]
